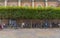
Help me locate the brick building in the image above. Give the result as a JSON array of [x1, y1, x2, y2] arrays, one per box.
[[0, 0, 60, 7], [0, 0, 60, 28]]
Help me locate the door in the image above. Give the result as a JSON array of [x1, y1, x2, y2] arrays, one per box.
[[9, 19, 17, 28]]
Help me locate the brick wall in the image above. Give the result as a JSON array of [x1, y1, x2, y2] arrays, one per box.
[[21, 2, 32, 7], [1, 19, 8, 25], [34, 2, 45, 7], [0, 2, 5, 6], [0, 0, 60, 7], [0, 19, 60, 28], [7, 2, 18, 6], [48, 2, 58, 7]]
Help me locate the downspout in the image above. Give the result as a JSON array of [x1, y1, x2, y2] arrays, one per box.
[[5, 0, 7, 7], [32, 0, 34, 8], [45, 0, 48, 7], [18, 0, 21, 6]]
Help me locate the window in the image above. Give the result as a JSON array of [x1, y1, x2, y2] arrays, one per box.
[[9, 19, 17, 26], [0, 0, 4, 2], [7, 0, 18, 6], [58, 0, 60, 1], [48, 0, 58, 2], [21, 0, 32, 2], [7, 0, 18, 2], [34, 0, 45, 2]]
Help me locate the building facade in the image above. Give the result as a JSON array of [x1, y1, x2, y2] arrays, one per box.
[[0, 0, 60, 7]]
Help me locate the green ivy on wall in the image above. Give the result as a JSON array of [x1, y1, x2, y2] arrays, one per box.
[[0, 7, 60, 19]]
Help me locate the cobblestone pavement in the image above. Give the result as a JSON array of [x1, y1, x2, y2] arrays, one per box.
[[0, 28, 60, 38]]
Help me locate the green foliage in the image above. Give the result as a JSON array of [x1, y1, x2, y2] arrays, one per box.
[[0, 7, 60, 19]]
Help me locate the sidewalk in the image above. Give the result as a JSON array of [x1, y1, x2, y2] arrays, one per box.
[[0, 28, 60, 38]]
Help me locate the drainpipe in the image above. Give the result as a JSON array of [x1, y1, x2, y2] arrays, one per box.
[[45, 0, 48, 7], [5, 0, 7, 7], [18, 0, 21, 6], [32, 0, 34, 8]]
